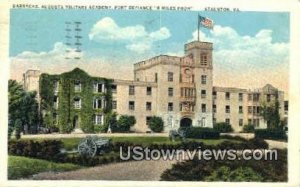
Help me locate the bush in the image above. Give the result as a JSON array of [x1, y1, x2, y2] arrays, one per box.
[[255, 129, 287, 140], [184, 127, 220, 139], [14, 119, 22, 140], [8, 139, 64, 161], [213, 122, 233, 133], [243, 124, 255, 133], [116, 115, 136, 132], [148, 116, 164, 132]]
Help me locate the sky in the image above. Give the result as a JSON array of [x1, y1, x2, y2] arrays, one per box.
[[9, 9, 290, 97]]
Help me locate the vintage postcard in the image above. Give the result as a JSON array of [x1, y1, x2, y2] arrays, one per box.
[[0, 0, 300, 186]]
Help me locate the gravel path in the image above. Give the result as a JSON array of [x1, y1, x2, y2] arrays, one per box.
[[31, 159, 176, 181]]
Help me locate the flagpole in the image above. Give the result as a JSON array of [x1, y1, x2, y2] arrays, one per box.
[[197, 14, 200, 41]]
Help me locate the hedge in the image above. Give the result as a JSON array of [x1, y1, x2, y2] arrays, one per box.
[[213, 122, 233, 133], [254, 129, 287, 140], [183, 127, 220, 139]]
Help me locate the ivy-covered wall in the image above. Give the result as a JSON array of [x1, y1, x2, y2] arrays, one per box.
[[39, 68, 113, 133]]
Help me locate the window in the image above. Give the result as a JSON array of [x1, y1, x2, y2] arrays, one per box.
[[239, 106, 243, 114], [168, 116, 173, 127], [168, 102, 173, 111], [111, 85, 117, 93], [74, 80, 81, 92], [168, 87, 174, 97], [213, 91, 217, 99], [94, 82, 104, 93], [256, 106, 260, 114], [213, 118, 217, 124], [147, 87, 152, 95], [248, 106, 253, 114], [200, 53, 208, 66], [112, 100, 117, 110], [93, 98, 103, 109], [201, 104, 206, 113], [248, 94, 252, 101], [226, 105, 230, 113], [201, 117, 206, 127], [155, 73, 158, 82], [53, 96, 59, 109], [253, 93, 260, 102], [256, 119, 260, 127], [225, 92, 230, 100], [95, 114, 103, 125], [74, 97, 81, 109], [239, 93, 243, 101], [225, 118, 230, 125], [248, 119, 252, 124], [201, 75, 207, 84], [146, 116, 151, 125], [129, 101, 135, 110], [168, 72, 173, 82], [129, 85, 135, 95], [239, 119, 243, 126], [201, 90, 206, 99], [146, 102, 152, 111], [213, 104, 217, 113], [54, 81, 59, 92], [267, 94, 271, 102]]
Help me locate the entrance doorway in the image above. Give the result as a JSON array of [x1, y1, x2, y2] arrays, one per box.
[[73, 115, 79, 129], [180, 117, 192, 128]]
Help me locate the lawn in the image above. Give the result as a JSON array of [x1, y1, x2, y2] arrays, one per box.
[[8, 156, 82, 179]]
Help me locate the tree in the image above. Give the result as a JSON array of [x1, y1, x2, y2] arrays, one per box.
[[148, 116, 164, 132], [260, 91, 281, 129], [8, 80, 39, 136]]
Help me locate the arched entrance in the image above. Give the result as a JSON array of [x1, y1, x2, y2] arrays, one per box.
[[180, 117, 192, 128]]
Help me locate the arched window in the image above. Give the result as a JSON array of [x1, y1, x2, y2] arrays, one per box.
[[74, 97, 81, 109]]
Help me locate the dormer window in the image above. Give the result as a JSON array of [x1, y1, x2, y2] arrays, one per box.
[[74, 80, 81, 92], [200, 53, 208, 66]]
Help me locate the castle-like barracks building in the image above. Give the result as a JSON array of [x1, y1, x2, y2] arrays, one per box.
[[23, 41, 286, 133]]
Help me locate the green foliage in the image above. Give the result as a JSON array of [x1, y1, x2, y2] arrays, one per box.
[[205, 166, 263, 181], [148, 116, 164, 132], [115, 115, 136, 132], [260, 93, 281, 129], [14, 119, 22, 140], [255, 129, 287, 140], [8, 156, 81, 179], [161, 149, 287, 182], [242, 124, 255, 133], [8, 80, 39, 134], [39, 68, 113, 133], [213, 122, 233, 133], [184, 127, 220, 139], [105, 112, 118, 132]]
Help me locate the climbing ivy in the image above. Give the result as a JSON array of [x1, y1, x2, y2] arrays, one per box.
[[39, 68, 113, 133]]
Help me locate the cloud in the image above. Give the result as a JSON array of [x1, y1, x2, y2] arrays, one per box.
[[89, 17, 171, 53], [10, 42, 134, 82], [190, 25, 289, 96]]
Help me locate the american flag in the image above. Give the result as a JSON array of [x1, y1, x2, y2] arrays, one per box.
[[199, 15, 214, 29]]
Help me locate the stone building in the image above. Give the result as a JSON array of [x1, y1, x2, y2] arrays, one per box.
[[23, 41, 286, 133]]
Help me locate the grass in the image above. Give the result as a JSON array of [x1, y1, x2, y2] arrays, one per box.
[[8, 156, 82, 179]]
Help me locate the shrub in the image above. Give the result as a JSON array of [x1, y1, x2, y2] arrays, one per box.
[[184, 127, 220, 139], [242, 124, 255, 133], [116, 115, 136, 132], [8, 139, 64, 161], [148, 116, 164, 132], [213, 122, 233, 133], [254, 129, 287, 140]]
